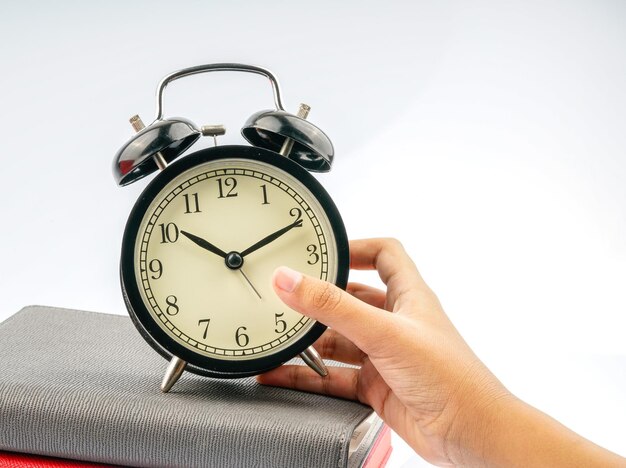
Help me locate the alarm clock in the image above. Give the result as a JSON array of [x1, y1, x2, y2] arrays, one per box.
[[112, 63, 349, 392]]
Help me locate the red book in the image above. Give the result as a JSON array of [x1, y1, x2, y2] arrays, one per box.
[[0, 451, 115, 467], [363, 425, 393, 468]]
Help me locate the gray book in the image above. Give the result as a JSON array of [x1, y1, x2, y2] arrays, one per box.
[[0, 306, 384, 467]]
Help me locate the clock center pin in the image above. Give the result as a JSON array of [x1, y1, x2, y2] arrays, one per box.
[[225, 251, 244, 270]]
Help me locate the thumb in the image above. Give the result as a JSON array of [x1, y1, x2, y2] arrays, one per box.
[[272, 266, 393, 354]]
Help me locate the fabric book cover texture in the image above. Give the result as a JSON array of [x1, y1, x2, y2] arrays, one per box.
[[0, 306, 380, 468]]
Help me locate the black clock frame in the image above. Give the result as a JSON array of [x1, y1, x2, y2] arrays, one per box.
[[120, 145, 349, 378]]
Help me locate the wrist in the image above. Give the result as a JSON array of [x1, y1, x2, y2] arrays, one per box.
[[442, 371, 517, 466], [445, 388, 626, 467]]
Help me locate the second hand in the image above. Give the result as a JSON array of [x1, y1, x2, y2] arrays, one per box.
[[239, 269, 262, 300]]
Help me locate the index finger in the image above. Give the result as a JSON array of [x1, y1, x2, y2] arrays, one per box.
[[349, 238, 434, 312]]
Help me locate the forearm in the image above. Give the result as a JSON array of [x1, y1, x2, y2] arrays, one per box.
[[450, 394, 625, 467]]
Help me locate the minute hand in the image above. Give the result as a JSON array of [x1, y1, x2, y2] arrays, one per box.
[[240, 218, 303, 257]]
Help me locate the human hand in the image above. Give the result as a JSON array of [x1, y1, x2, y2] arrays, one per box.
[[256, 238, 511, 465]]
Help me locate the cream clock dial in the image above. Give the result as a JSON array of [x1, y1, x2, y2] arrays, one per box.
[[121, 146, 349, 377]]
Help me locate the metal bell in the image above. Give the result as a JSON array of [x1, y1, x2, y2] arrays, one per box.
[[242, 109, 334, 172], [113, 117, 200, 186], [113, 63, 335, 186]]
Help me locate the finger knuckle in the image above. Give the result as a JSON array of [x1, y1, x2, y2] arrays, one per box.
[[288, 365, 301, 389], [311, 282, 342, 312], [321, 372, 332, 396], [382, 237, 404, 251], [321, 331, 338, 358]]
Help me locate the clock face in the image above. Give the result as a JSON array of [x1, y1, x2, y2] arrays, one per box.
[[121, 146, 348, 376]]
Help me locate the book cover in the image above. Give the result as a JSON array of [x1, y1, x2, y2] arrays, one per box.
[[0, 306, 387, 467]]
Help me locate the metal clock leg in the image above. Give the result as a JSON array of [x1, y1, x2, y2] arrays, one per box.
[[300, 346, 328, 377], [161, 356, 187, 393]]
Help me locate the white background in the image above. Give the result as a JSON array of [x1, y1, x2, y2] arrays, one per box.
[[1, 1, 624, 466]]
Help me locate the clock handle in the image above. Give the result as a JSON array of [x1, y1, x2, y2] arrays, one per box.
[[160, 356, 187, 393], [300, 346, 329, 377], [154, 63, 285, 120]]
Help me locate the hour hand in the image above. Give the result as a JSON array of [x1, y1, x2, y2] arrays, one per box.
[[180, 230, 228, 259]]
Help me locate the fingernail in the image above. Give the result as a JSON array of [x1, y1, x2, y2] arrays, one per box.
[[274, 267, 302, 293]]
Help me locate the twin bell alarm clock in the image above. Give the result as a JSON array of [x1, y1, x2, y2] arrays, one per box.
[[112, 63, 348, 392]]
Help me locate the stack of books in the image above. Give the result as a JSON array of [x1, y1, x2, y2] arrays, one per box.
[[0, 306, 391, 467]]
